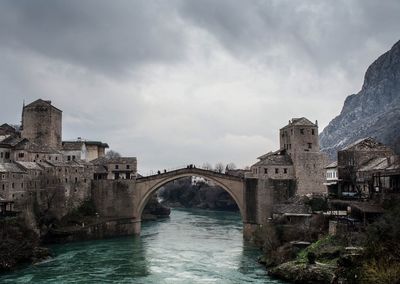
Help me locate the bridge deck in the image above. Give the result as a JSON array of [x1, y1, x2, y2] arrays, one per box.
[[137, 167, 243, 182]]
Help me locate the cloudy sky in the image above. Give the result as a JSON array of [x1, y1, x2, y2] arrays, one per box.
[[1, 0, 399, 173]]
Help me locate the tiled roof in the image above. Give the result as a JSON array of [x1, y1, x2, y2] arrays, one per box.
[[14, 140, 61, 154], [358, 157, 389, 172], [16, 162, 43, 170], [1, 136, 25, 147], [24, 99, 62, 113], [290, 117, 316, 126], [0, 163, 26, 173], [254, 149, 293, 166], [62, 140, 109, 150], [341, 137, 393, 152], [281, 117, 316, 129], [91, 156, 137, 165], [325, 161, 338, 169], [94, 165, 108, 174]]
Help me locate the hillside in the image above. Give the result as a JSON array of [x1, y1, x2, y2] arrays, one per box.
[[320, 40, 400, 159]]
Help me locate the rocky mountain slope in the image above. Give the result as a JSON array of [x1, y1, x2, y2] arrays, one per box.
[[320, 40, 400, 159]]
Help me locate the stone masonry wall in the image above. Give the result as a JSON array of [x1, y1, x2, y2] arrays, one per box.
[[91, 180, 136, 218], [22, 102, 62, 149], [293, 152, 327, 194]]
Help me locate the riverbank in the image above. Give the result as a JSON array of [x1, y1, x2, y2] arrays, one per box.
[[0, 218, 51, 273], [0, 209, 277, 283], [257, 202, 400, 283]]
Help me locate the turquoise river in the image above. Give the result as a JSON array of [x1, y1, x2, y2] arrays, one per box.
[[0, 209, 285, 283]]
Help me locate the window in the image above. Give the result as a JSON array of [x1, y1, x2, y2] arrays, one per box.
[[0, 152, 3, 158], [126, 165, 130, 169], [21, 183, 23, 188], [67, 156, 71, 161], [284, 168, 287, 174], [275, 168, 279, 174], [312, 129, 315, 135], [11, 183, 14, 189], [264, 168, 268, 174], [300, 129, 304, 134], [72, 156, 76, 160], [18, 152, 25, 158], [75, 177, 78, 183], [115, 165, 119, 170], [5, 152, 9, 159], [65, 178, 68, 183], [308, 143, 312, 149], [2, 184, 4, 190], [289, 144, 291, 149]]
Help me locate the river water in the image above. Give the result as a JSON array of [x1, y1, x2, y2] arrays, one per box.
[[0, 209, 284, 283]]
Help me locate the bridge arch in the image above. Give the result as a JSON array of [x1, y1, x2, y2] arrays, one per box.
[[134, 168, 246, 227]]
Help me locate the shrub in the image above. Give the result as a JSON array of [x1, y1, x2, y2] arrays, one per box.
[[360, 258, 400, 284]]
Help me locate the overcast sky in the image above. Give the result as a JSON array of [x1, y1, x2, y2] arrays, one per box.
[[1, 0, 399, 173]]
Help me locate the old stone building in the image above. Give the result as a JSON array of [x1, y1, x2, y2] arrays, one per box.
[[0, 98, 139, 222], [0, 123, 17, 136], [21, 99, 62, 149], [246, 117, 327, 224], [61, 139, 109, 162], [324, 161, 338, 197], [92, 157, 137, 180], [332, 137, 398, 199], [280, 118, 327, 194], [250, 118, 327, 195]]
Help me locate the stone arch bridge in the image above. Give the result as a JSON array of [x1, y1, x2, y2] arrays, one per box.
[[92, 167, 264, 238]]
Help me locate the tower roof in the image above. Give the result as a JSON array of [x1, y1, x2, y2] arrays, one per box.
[[24, 99, 62, 113], [281, 117, 316, 129]]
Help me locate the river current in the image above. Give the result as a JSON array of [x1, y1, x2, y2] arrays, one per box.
[[1, 209, 284, 283]]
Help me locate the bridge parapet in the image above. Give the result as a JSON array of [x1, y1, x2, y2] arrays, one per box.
[[137, 167, 244, 182]]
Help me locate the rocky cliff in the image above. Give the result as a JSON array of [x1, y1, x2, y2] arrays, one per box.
[[320, 40, 400, 159]]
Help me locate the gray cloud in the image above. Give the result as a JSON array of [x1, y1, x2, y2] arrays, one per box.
[[0, 1, 399, 172], [0, 0, 186, 75], [179, 0, 400, 73]]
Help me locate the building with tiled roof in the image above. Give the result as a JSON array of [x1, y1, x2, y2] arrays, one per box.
[[92, 156, 137, 180], [61, 139, 109, 162]]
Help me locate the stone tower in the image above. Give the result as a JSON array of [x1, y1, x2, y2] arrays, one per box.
[[280, 118, 327, 194], [21, 99, 62, 149]]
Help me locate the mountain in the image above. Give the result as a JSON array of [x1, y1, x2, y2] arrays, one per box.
[[320, 40, 400, 160]]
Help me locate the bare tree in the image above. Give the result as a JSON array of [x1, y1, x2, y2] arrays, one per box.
[[226, 162, 236, 171], [215, 162, 225, 173], [105, 150, 121, 158], [202, 162, 213, 171]]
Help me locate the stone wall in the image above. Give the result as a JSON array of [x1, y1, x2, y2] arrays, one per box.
[[22, 101, 62, 149], [48, 218, 140, 242], [91, 180, 136, 218], [293, 152, 327, 195]]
